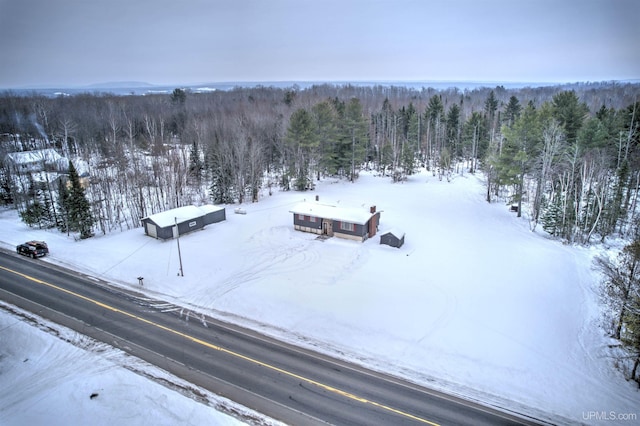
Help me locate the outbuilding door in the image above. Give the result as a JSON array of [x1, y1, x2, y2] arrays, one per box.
[[147, 223, 157, 238]]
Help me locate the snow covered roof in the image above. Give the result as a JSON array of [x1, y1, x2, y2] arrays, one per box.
[[289, 201, 377, 225], [5, 149, 63, 165], [144, 205, 208, 228], [383, 229, 405, 239], [199, 204, 225, 214], [30, 171, 59, 184]]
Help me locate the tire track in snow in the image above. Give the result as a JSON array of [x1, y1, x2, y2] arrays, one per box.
[[196, 227, 320, 302], [417, 283, 457, 344]]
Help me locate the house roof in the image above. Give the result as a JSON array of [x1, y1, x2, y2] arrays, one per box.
[[290, 201, 377, 225], [144, 205, 208, 228], [5, 149, 63, 165]]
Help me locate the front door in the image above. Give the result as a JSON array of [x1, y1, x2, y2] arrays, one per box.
[[322, 219, 333, 236]]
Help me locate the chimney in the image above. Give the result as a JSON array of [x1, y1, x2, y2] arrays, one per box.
[[370, 205, 376, 213]]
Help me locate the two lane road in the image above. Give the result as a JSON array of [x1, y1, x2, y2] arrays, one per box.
[[0, 251, 538, 425]]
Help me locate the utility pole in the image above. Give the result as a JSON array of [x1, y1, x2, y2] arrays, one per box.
[[175, 217, 184, 277]]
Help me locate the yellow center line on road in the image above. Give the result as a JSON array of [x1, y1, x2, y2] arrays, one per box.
[[1, 265, 440, 426]]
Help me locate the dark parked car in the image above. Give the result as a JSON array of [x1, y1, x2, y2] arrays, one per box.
[[16, 241, 49, 258]]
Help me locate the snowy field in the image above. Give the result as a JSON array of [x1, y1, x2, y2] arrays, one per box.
[[1, 169, 638, 425]]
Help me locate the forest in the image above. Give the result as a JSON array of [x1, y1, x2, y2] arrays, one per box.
[[0, 83, 639, 240], [2, 81, 640, 384], [1, 82, 639, 242]]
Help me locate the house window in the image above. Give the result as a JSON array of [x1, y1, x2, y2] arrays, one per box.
[[309, 216, 317, 223], [340, 221, 354, 232], [298, 214, 305, 221]]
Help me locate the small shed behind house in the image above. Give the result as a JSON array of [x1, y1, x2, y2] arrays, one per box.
[[380, 229, 405, 248]]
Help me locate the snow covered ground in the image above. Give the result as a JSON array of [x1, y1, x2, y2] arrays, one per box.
[[0, 303, 267, 425], [1, 169, 638, 425]]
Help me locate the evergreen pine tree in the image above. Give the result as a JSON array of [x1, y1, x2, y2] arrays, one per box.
[[425, 95, 445, 170], [188, 141, 204, 184], [40, 185, 56, 229], [446, 103, 461, 158], [552, 91, 588, 145], [208, 148, 234, 204], [18, 175, 55, 229], [380, 143, 394, 174], [607, 161, 629, 234], [286, 108, 317, 190], [541, 192, 562, 237], [20, 200, 45, 228], [66, 161, 94, 239], [541, 198, 562, 236], [400, 103, 419, 175], [311, 101, 338, 180], [0, 168, 13, 205], [503, 95, 522, 128], [484, 90, 499, 134], [57, 177, 70, 233], [495, 102, 542, 216]]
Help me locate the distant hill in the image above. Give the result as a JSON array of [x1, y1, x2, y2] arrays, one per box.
[[84, 81, 156, 89], [3, 80, 638, 98]]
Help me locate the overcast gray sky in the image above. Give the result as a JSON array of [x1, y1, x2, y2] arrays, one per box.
[[0, 0, 638, 88]]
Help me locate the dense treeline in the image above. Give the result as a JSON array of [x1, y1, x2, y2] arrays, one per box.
[[0, 82, 639, 242], [595, 235, 640, 386], [494, 91, 640, 244]]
